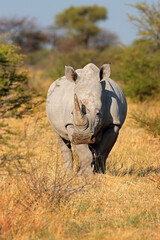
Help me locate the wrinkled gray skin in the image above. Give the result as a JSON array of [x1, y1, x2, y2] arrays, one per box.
[[46, 63, 127, 174]]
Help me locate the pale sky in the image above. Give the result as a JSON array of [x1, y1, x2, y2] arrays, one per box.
[[0, 0, 159, 45]]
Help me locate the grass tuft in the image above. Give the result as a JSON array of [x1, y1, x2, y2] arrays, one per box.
[[131, 111, 160, 137]]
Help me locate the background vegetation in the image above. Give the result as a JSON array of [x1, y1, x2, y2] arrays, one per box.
[[0, 2, 160, 240]]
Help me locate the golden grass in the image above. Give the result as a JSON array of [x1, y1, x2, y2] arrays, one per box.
[[0, 101, 160, 240]]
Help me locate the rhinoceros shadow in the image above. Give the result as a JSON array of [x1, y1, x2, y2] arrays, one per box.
[[100, 80, 120, 126]]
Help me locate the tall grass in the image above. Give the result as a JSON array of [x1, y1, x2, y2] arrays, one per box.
[[0, 102, 160, 239], [131, 111, 160, 137]]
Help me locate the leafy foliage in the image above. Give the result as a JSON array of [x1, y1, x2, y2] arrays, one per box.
[[55, 5, 107, 47], [0, 35, 42, 119], [48, 48, 99, 80], [119, 40, 160, 101], [128, 1, 160, 48]]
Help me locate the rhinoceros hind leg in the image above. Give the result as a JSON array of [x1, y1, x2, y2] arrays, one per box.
[[58, 136, 73, 173], [72, 144, 93, 175]]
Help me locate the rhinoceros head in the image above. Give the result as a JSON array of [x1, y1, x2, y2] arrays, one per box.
[[65, 63, 110, 144]]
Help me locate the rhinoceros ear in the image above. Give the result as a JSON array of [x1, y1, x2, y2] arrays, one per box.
[[100, 64, 111, 81], [65, 66, 77, 82]]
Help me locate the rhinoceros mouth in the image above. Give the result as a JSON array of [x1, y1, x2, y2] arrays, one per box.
[[71, 131, 95, 145]]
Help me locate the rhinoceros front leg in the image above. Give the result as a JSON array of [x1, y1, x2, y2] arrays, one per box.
[[93, 125, 120, 173], [72, 144, 93, 175], [58, 136, 73, 173], [65, 125, 93, 175]]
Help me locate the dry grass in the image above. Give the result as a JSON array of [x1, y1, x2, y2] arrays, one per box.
[[0, 101, 160, 240]]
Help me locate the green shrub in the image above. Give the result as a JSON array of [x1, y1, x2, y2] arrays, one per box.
[[0, 35, 42, 119], [25, 49, 51, 67], [24, 38, 160, 103], [48, 48, 98, 80], [119, 40, 160, 101], [46, 46, 123, 82]]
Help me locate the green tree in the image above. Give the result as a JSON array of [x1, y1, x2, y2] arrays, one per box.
[[128, 1, 160, 48], [55, 5, 107, 47], [0, 35, 41, 119]]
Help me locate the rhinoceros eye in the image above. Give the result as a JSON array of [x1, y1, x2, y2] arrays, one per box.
[[95, 109, 100, 116]]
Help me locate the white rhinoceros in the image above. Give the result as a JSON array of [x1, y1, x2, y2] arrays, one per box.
[[46, 63, 127, 174]]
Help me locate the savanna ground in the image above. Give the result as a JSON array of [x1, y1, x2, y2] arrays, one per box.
[[0, 97, 160, 240]]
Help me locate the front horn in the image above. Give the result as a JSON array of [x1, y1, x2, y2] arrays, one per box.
[[74, 94, 88, 127]]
